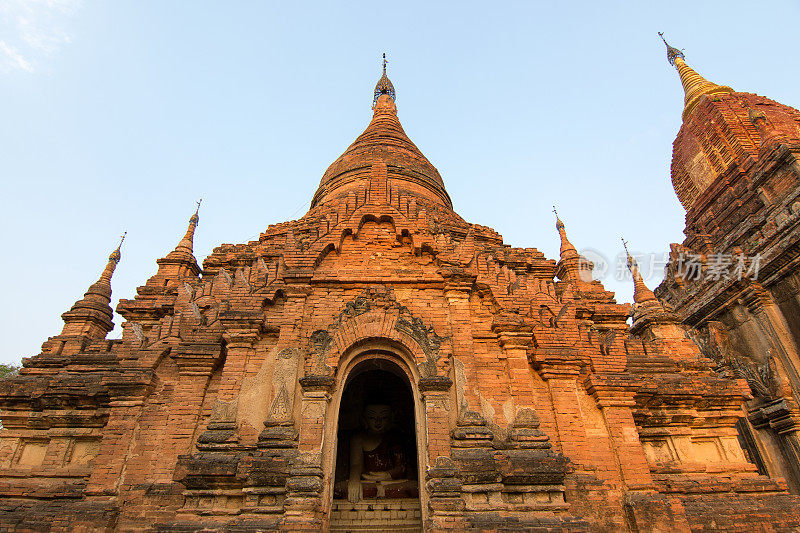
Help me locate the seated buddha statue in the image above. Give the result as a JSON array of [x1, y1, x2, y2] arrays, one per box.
[[347, 403, 415, 502]]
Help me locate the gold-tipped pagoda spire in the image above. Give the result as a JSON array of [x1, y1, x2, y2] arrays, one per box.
[[173, 199, 201, 256], [60, 232, 126, 338], [659, 33, 734, 121], [622, 238, 657, 304], [373, 52, 396, 105], [152, 201, 203, 285], [553, 207, 583, 284], [553, 206, 578, 259]]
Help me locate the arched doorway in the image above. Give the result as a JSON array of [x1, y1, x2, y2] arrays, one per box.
[[330, 356, 422, 532]]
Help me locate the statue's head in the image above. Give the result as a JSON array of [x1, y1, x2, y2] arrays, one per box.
[[363, 403, 392, 434]]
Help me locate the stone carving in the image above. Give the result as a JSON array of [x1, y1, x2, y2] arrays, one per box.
[[599, 328, 616, 355], [214, 268, 232, 291], [308, 329, 334, 376], [551, 304, 569, 328], [507, 275, 520, 295], [691, 323, 756, 381], [127, 322, 147, 349], [179, 281, 194, 298], [333, 295, 371, 326], [267, 348, 301, 426], [307, 287, 448, 378], [396, 305, 447, 378], [731, 355, 780, 402], [453, 358, 469, 416], [234, 268, 252, 292], [395, 306, 444, 358]]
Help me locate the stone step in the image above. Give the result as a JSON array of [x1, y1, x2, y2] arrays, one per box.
[[330, 498, 422, 532], [330, 524, 422, 533]]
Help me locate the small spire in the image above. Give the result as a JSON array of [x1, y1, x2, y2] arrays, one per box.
[[658, 33, 733, 120], [107, 231, 126, 264], [174, 201, 201, 255], [554, 206, 588, 284], [553, 206, 564, 230], [101, 231, 126, 282], [373, 52, 396, 106], [554, 206, 577, 257], [60, 234, 125, 338], [147, 201, 203, 286], [622, 237, 657, 304]]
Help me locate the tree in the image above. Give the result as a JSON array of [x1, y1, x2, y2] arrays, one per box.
[[0, 363, 19, 379]]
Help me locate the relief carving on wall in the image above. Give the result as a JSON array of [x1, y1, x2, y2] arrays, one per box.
[[691, 321, 782, 402], [308, 329, 334, 377], [267, 347, 301, 426], [305, 287, 448, 381], [730, 355, 781, 402], [395, 305, 445, 377]]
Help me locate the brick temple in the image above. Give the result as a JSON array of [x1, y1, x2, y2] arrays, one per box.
[[1, 41, 800, 531]]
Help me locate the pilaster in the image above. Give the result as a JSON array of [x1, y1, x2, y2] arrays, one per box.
[[84, 370, 154, 498], [532, 347, 588, 464], [585, 375, 653, 490], [155, 343, 222, 479], [198, 320, 262, 449], [279, 376, 334, 530]]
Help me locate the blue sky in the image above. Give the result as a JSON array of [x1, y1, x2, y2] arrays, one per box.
[[1, 1, 799, 365]]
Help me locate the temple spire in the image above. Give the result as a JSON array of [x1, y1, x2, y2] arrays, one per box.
[[553, 206, 578, 259], [622, 238, 685, 340], [622, 238, 657, 304], [174, 199, 201, 255], [60, 233, 126, 338], [554, 207, 585, 284], [100, 231, 125, 283], [150, 202, 203, 286], [659, 32, 734, 120], [373, 52, 396, 105]]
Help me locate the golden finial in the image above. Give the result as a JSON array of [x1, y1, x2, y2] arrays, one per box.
[[190, 198, 202, 225], [98, 231, 126, 282], [621, 236, 634, 267], [172, 201, 202, 256], [658, 33, 734, 120], [622, 237, 657, 303], [553, 207, 577, 261], [658, 32, 685, 66], [553, 205, 564, 230], [109, 231, 126, 263], [374, 52, 396, 105]]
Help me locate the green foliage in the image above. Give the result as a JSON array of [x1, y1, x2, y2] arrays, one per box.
[[0, 364, 20, 379]]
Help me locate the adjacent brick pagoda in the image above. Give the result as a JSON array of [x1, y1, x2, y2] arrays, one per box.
[[656, 36, 800, 499], [1, 47, 799, 531]]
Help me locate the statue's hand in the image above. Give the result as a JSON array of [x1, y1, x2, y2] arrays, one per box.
[[347, 479, 362, 503], [362, 471, 392, 482]]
